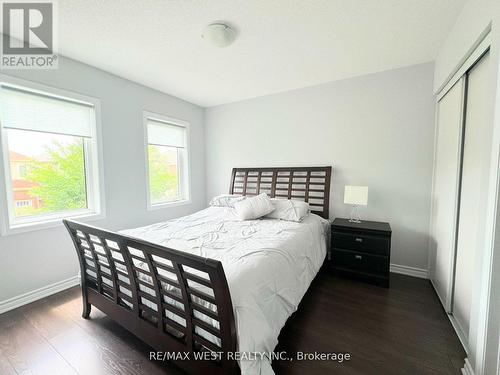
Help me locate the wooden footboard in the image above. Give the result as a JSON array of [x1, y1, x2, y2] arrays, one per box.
[[64, 220, 238, 375]]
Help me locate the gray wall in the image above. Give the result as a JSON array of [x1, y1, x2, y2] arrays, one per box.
[[205, 62, 436, 272], [0, 56, 205, 302]]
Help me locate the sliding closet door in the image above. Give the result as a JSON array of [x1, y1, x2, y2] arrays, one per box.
[[453, 52, 493, 338], [431, 79, 464, 310]]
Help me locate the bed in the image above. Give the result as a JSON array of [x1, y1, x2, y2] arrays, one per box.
[[64, 166, 332, 375]]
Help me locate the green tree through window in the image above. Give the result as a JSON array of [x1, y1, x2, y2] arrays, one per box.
[[21, 140, 87, 215], [148, 145, 179, 203]]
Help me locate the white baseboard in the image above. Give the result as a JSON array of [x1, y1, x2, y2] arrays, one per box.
[[461, 358, 475, 375], [0, 275, 80, 314], [390, 263, 428, 279]]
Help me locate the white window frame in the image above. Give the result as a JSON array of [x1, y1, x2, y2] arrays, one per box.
[[143, 111, 191, 210], [0, 75, 106, 235]]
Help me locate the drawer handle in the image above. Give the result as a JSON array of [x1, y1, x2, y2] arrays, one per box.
[[355, 238, 363, 243], [355, 255, 363, 260]]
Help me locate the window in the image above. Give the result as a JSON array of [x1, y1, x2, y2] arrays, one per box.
[[16, 200, 32, 208], [144, 112, 189, 208], [0, 80, 104, 233], [18, 165, 27, 178]]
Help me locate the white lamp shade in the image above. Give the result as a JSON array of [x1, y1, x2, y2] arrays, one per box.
[[344, 186, 368, 206]]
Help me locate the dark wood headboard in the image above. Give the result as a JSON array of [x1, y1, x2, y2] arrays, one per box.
[[229, 166, 332, 219]]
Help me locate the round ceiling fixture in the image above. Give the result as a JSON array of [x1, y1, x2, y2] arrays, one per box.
[[202, 23, 236, 48]]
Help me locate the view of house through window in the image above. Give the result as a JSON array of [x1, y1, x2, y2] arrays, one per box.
[[146, 115, 188, 206], [7, 129, 87, 218]]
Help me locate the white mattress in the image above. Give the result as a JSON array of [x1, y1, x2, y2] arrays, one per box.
[[122, 206, 329, 375]]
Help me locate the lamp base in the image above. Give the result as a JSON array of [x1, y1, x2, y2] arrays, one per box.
[[349, 205, 362, 223]]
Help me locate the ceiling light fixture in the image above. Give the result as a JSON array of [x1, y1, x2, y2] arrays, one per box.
[[202, 23, 236, 48]]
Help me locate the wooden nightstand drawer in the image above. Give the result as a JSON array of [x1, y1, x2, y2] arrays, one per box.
[[333, 249, 389, 275], [332, 232, 389, 256]]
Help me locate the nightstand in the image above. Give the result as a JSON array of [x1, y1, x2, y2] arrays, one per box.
[[330, 218, 392, 288]]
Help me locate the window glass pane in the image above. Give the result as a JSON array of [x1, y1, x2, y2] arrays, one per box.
[[7, 128, 88, 218], [148, 144, 179, 204]]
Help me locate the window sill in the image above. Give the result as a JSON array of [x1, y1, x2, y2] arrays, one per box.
[[147, 199, 191, 211], [1, 210, 105, 236]]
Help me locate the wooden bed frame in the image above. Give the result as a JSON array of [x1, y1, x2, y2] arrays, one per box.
[[64, 166, 331, 374], [229, 166, 331, 219]]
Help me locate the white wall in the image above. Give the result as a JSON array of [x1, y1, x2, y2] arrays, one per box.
[[432, 0, 500, 373], [205, 62, 436, 273], [0, 56, 205, 304]]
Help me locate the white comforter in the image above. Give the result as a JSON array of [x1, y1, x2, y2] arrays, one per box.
[[122, 206, 329, 375]]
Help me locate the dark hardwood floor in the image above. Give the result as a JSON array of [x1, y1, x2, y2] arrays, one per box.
[[0, 271, 465, 375]]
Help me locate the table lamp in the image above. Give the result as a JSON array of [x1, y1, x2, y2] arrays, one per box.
[[344, 186, 368, 223]]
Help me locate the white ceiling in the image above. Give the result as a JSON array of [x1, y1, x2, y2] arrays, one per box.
[[58, 0, 466, 107]]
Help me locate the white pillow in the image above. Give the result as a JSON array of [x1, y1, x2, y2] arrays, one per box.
[[233, 193, 274, 220], [209, 194, 246, 208], [265, 198, 310, 222]]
